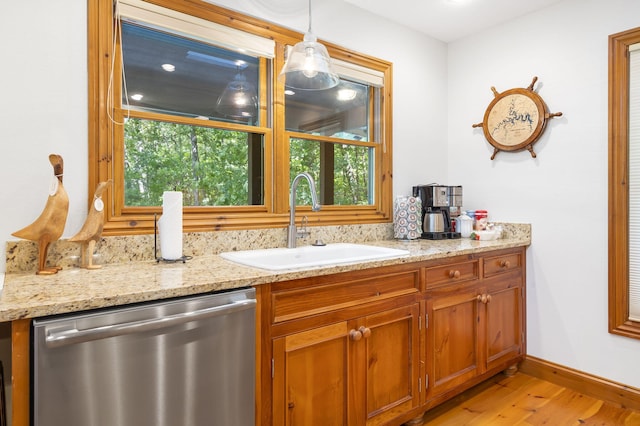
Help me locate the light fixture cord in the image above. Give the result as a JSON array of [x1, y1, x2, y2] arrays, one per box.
[[107, 0, 130, 126], [307, 0, 312, 33]]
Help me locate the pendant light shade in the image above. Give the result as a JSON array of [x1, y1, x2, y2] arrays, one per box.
[[278, 0, 339, 90], [215, 72, 258, 118]]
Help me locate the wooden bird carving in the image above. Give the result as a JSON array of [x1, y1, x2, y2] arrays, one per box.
[[12, 154, 69, 275], [69, 180, 111, 269]]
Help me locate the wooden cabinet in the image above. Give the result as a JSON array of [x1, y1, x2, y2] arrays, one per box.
[[272, 322, 350, 425], [484, 281, 524, 372], [357, 304, 421, 425], [483, 250, 525, 372], [425, 286, 482, 399], [260, 246, 527, 425], [424, 247, 526, 407], [272, 304, 420, 426], [263, 264, 422, 426]]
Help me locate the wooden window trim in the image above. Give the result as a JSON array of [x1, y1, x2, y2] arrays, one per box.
[[88, 0, 393, 235], [609, 26, 640, 339]]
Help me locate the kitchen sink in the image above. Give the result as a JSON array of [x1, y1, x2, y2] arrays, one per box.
[[219, 243, 410, 271]]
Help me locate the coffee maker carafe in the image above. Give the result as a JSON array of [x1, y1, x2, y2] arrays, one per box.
[[412, 185, 462, 240]]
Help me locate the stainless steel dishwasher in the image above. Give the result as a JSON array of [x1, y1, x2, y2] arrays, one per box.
[[32, 287, 256, 426]]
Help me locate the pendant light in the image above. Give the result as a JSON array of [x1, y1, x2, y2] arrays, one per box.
[[215, 70, 258, 119], [278, 0, 340, 90]]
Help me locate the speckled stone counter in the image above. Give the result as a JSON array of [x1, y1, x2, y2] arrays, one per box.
[[1, 223, 530, 322]]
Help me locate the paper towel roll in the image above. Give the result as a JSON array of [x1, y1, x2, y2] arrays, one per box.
[[158, 191, 183, 260]]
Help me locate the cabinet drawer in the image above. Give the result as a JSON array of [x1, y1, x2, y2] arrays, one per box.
[[271, 269, 420, 323], [483, 251, 522, 278], [424, 260, 479, 288]]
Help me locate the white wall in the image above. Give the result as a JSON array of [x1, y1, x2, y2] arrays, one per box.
[[0, 0, 88, 272], [2, 0, 639, 389], [448, 0, 640, 387]]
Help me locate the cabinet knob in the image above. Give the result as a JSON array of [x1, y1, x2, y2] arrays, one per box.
[[477, 294, 488, 304], [449, 270, 461, 279], [349, 329, 363, 341], [359, 326, 372, 338], [500, 260, 511, 268], [486, 294, 492, 303]]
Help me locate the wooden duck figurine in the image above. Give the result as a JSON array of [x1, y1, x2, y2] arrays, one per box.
[[69, 180, 111, 269], [12, 154, 69, 275]]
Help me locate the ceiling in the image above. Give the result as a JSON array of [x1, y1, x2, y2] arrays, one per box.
[[342, 0, 564, 42]]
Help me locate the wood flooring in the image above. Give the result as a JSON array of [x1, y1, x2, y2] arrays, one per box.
[[420, 372, 640, 425]]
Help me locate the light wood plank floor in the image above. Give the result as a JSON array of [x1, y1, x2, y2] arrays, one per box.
[[420, 372, 640, 425]]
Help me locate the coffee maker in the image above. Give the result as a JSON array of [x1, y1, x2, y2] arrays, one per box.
[[412, 185, 462, 239]]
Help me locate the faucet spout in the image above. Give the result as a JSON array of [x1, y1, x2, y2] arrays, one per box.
[[287, 172, 321, 248]]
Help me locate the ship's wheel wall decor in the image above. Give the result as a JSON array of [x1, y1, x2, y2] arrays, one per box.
[[472, 76, 562, 160]]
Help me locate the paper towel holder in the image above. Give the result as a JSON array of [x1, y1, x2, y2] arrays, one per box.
[[154, 214, 191, 263]]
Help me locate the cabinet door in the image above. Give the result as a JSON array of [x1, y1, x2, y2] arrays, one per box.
[[426, 288, 481, 401], [272, 322, 352, 426], [484, 284, 523, 371], [358, 303, 421, 426]]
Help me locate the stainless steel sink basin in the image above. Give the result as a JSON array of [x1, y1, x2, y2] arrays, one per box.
[[219, 243, 410, 271]]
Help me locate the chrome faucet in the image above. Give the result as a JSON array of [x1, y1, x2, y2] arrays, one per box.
[[287, 172, 321, 248]]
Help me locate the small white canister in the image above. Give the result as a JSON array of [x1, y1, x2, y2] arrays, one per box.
[[457, 212, 473, 238]]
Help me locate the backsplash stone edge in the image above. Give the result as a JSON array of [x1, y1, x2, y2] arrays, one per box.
[[5, 222, 530, 273]]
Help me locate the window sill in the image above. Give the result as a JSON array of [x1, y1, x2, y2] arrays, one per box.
[[101, 208, 392, 236]]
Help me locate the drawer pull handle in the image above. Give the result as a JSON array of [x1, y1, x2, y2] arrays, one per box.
[[449, 270, 461, 279], [477, 294, 489, 304], [500, 260, 511, 268], [359, 326, 372, 338], [349, 329, 363, 341]]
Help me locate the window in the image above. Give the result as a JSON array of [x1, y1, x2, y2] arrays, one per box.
[[286, 75, 379, 206], [118, 19, 266, 208], [88, 0, 392, 234], [124, 119, 264, 207], [609, 26, 640, 339], [628, 42, 640, 322]]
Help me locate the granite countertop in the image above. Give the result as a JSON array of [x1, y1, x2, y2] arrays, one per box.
[[0, 234, 530, 323]]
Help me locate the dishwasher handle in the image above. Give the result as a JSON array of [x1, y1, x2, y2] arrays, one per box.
[[44, 298, 256, 348]]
